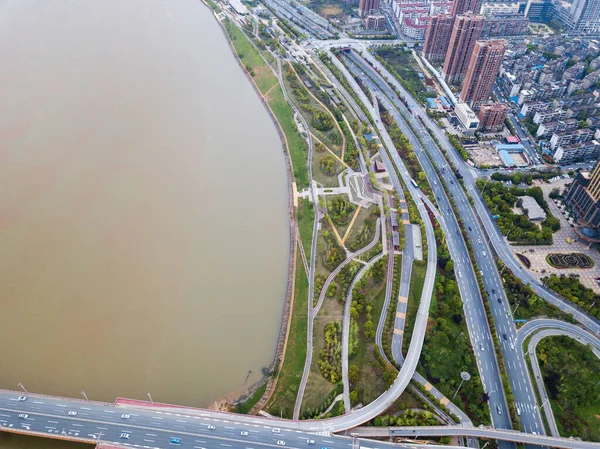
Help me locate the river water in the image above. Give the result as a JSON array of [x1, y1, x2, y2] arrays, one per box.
[[0, 1, 289, 446]]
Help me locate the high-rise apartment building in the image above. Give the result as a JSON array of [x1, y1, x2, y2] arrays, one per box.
[[451, 0, 482, 17], [359, 0, 381, 17], [423, 14, 454, 62], [554, 0, 600, 33], [442, 14, 485, 85], [478, 103, 509, 131], [564, 160, 600, 233], [460, 39, 506, 110]]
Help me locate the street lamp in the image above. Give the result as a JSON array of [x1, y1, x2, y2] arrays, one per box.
[[481, 442, 490, 449], [17, 383, 28, 394], [452, 372, 471, 400], [81, 391, 89, 401], [147, 392, 154, 403]]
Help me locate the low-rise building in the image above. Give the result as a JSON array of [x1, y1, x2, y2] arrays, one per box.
[[533, 109, 567, 125], [536, 118, 579, 137], [520, 195, 546, 221], [454, 102, 480, 131], [554, 140, 600, 164], [550, 128, 595, 150], [481, 14, 529, 37], [366, 15, 387, 30]]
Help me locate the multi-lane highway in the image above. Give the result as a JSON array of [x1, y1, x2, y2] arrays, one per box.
[[339, 50, 517, 436], [0, 390, 448, 449]]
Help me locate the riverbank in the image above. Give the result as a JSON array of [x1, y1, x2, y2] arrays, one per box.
[[201, 0, 304, 411]]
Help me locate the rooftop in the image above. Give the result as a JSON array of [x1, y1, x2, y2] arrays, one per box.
[[520, 196, 546, 221]]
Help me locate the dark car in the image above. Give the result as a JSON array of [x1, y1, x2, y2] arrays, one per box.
[[503, 334, 508, 341]]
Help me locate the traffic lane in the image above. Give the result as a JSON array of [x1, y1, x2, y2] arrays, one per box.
[[0, 406, 357, 449], [354, 62, 536, 435], [369, 94, 512, 431]]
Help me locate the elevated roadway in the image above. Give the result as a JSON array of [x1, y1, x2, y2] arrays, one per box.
[[350, 426, 600, 449]]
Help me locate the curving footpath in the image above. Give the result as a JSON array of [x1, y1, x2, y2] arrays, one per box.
[[294, 217, 382, 419], [342, 253, 385, 412]]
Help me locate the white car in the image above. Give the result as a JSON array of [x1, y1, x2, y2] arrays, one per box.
[[68, 411, 77, 416], [18, 414, 28, 419], [307, 440, 315, 445], [17, 396, 27, 402], [120, 433, 130, 439], [277, 441, 286, 446], [272, 428, 281, 434], [241, 431, 249, 436], [207, 425, 216, 430], [121, 414, 130, 419]]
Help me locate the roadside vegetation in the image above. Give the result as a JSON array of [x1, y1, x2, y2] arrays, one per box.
[[537, 336, 600, 441], [476, 180, 560, 245], [541, 274, 600, 319], [417, 224, 490, 426], [490, 170, 564, 185], [373, 46, 434, 104], [496, 261, 576, 322]]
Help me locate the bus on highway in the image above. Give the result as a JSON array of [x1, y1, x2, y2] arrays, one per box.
[[411, 178, 418, 188]]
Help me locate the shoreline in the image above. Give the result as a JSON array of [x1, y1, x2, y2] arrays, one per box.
[[201, 0, 299, 412]]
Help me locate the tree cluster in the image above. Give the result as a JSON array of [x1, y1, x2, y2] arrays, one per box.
[[318, 321, 342, 383], [327, 197, 356, 227], [537, 336, 600, 441], [542, 274, 600, 318], [477, 180, 559, 245]]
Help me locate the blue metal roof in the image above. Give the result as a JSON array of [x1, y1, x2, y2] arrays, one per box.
[[496, 143, 525, 152], [499, 150, 515, 167]]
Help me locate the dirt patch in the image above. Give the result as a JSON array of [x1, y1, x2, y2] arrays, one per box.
[[319, 4, 344, 18]]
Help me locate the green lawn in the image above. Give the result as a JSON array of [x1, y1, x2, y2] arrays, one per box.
[[235, 382, 267, 414], [268, 86, 310, 188], [266, 254, 309, 418], [297, 198, 315, 255]]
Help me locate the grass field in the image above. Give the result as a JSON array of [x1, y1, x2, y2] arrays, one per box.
[[297, 198, 315, 256], [266, 254, 309, 418]]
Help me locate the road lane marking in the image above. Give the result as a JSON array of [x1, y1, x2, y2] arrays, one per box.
[[33, 401, 44, 405], [144, 439, 155, 443]]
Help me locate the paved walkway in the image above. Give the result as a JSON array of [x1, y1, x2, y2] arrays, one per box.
[[509, 181, 600, 293]]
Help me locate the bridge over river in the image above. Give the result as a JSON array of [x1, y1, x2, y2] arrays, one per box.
[[0, 389, 596, 449]]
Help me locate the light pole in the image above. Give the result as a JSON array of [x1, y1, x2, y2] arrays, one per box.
[[147, 392, 154, 403], [588, 301, 595, 311], [17, 383, 27, 394], [452, 371, 471, 400], [81, 391, 88, 401], [481, 442, 490, 449], [512, 303, 520, 315]]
